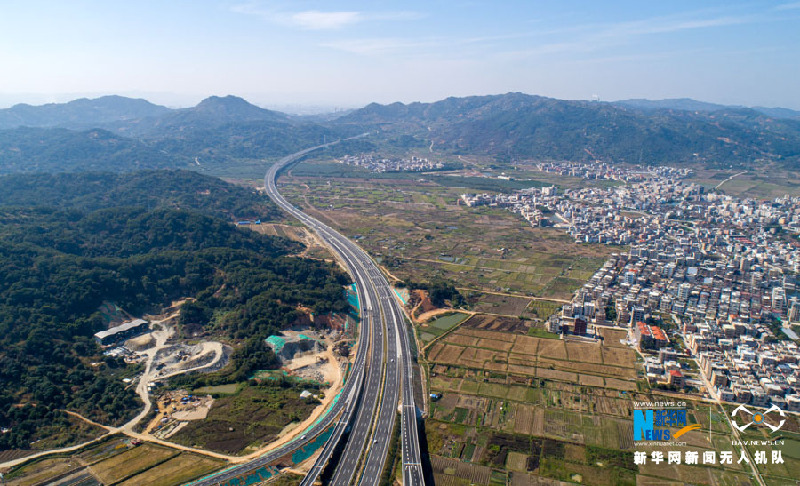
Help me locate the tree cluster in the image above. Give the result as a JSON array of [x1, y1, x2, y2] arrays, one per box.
[[0, 171, 350, 450]]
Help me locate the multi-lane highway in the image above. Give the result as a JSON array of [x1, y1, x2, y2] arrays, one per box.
[[190, 139, 424, 486], [266, 140, 424, 486], [356, 280, 400, 486], [328, 270, 385, 486]]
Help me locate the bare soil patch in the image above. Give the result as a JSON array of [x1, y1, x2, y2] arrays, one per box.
[[461, 314, 529, 333]]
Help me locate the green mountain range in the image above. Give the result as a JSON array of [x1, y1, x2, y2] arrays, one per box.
[[336, 93, 800, 167], [1, 92, 800, 172]]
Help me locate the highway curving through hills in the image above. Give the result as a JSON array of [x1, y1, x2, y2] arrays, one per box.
[[265, 140, 425, 486], [189, 139, 424, 486]]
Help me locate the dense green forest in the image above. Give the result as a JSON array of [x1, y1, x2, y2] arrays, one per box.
[[338, 93, 800, 167], [0, 127, 187, 174], [0, 170, 281, 221], [0, 122, 360, 175], [400, 278, 465, 308], [0, 171, 350, 450]]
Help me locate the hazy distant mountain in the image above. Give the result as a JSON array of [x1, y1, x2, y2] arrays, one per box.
[[0, 101, 350, 174], [614, 98, 730, 113], [131, 95, 290, 136], [0, 95, 292, 136], [753, 106, 800, 119], [4, 92, 799, 172], [0, 95, 171, 130], [194, 95, 288, 121], [615, 98, 800, 119], [339, 93, 800, 167]]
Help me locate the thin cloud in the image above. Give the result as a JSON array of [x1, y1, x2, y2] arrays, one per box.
[[320, 6, 784, 66], [774, 2, 800, 10], [230, 2, 277, 19], [291, 11, 362, 30], [564, 47, 715, 66], [497, 11, 765, 60], [231, 2, 422, 30], [452, 16, 741, 49], [600, 15, 751, 38], [496, 41, 598, 61]]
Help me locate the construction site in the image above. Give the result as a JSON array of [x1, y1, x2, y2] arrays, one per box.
[[146, 391, 215, 440]]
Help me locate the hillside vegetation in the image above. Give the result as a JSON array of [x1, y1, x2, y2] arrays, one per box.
[[337, 93, 800, 167], [3, 93, 800, 174], [0, 170, 280, 221], [0, 171, 349, 451]]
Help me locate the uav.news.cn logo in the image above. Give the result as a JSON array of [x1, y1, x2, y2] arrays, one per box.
[[731, 404, 786, 433]]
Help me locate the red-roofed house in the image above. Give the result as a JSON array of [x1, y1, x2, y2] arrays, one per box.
[[668, 369, 685, 388], [634, 321, 653, 350], [650, 325, 669, 348]]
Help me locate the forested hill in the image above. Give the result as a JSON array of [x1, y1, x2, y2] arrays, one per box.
[[0, 127, 189, 174], [126, 95, 290, 136], [336, 92, 800, 167], [0, 95, 357, 175], [0, 171, 350, 451], [5, 93, 800, 172], [0, 170, 282, 222]]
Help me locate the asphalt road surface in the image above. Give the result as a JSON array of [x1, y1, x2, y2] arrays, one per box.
[[265, 139, 425, 486], [189, 138, 424, 485]]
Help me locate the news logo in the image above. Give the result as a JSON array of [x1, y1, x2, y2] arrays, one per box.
[[634, 408, 699, 441]]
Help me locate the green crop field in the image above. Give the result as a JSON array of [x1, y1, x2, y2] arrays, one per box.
[[117, 452, 226, 486], [90, 444, 178, 485], [418, 312, 470, 346]]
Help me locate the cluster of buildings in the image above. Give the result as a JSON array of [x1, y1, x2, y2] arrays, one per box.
[[533, 161, 690, 183], [460, 186, 559, 227], [695, 331, 799, 411], [337, 154, 444, 172], [461, 164, 800, 410], [461, 170, 710, 245], [557, 245, 800, 409]]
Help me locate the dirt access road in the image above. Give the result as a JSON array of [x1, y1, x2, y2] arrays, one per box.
[[0, 309, 231, 469]]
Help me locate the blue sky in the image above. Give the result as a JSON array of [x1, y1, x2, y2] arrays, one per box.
[[1, 0, 799, 110]]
